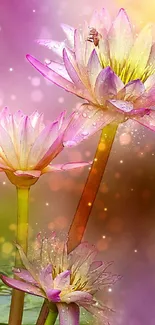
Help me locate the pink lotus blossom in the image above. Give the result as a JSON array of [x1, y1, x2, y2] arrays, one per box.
[[1, 233, 119, 324], [27, 8, 155, 142], [0, 108, 89, 187]]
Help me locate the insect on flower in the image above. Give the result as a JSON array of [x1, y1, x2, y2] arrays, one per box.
[[87, 27, 101, 46]]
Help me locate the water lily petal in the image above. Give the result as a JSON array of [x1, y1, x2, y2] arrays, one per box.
[[61, 24, 75, 48], [146, 43, 155, 76], [89, 261, 103, 272], [46, 288, 61, 302], [13, 268, 37, 285], [37, 39, 66, 57], [42, 161, 90, 173], [144, 74, 155, 91], [134, 87, 155, 109], [69, 242, 98, 273], [47, 61, 72, 81], [28, 121, 59, 168], [87, 49, 102, 90], [107, 99, 134, 113], [108, 8, 133, 73], [63, 48, 86, 89], [0, 158, 11, 171], [97, 36, 110, 68], [54, 270, 71, 290], [15, 244, 37, 280], [74, 29, 86, 69], [64, 104, 120, 145], [27, 54, 93, 102], [126, 24, 153, 82], [118, 79, 145, 101], [1, 275, 44, 297], [39, 265, 53, 290], [81, 302, 110, 325], [14, 170, 41, 178], [0, 124, 20, 170], [95, 67, 124, 105], [90, 8, 111, 33], [57, 303, 79, 325], [62, 291, 93, 303], [133, 110, 155, 131]]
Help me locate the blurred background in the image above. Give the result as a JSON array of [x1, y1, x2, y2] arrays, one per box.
[[0, 0, 155, 324]]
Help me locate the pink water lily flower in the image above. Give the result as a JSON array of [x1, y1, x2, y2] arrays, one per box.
[[0, 108, 89, 187], [27, 8, 155, 144], [1, 233, 119, 325]]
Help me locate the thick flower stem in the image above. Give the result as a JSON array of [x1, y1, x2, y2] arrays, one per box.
[[44, 305, 58, 325], [36, 301, 58, 325], [67, 123, 118, 252], [35, 123, 118, 325], [9, 187, 30, 325]]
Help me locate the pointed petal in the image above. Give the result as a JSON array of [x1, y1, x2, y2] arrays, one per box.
[[16, 244, 37, 280], [1, 275, 44, 297], [0, 125, 19, 170], [69, 242, 98, 273], [97, 36, 110, 68], [134, 84, 155, 109], [26, 55, 93, 102], [39, 265, 53, 290], [133, 110, 155, 132], [118, 79, 145, 101], [46, 288, 61, 302], [57, 303, 79, 325], [28, 121, 59, 168], [37, 39, 66, 57], [126, 24, 153, 82], [87, 49, 102, 90], [16, 116, 35, 169], [13, 268, 37, 285], [108, 8, 133, 71], [63, 104, 121, 145], [89, 261, 103, 272], [90, 8, 111, 33], [95, 67, 124, 105], [42, 161, 90, 173], [61, 24, 75, 48], [62, 291, 93, 303], [144, 74, 155, 90], [107, 99, 133, 113], [54, 270, 71, 290], [63, 48, 86, 89], [146, 43, 155, 76], [74, 29, 86, 68], [47, 61, 72, 81]]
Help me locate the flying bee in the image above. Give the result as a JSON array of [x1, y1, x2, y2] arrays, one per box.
[[87, 27, 101, 47]]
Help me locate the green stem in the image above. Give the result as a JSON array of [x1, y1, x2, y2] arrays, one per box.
[[9, 187, 30, 325], [36, 301, 58, 325], [44, 306, 58, 325], [67, 123, 118, 252]]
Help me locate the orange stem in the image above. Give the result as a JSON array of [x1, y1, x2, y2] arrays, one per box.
[[67, 123, 118, 252]]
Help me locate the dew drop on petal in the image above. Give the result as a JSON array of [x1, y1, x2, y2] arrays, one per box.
[[63, 140, 77, 147], [82, 113, 87, 118], [82, 131, 89, 136]]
